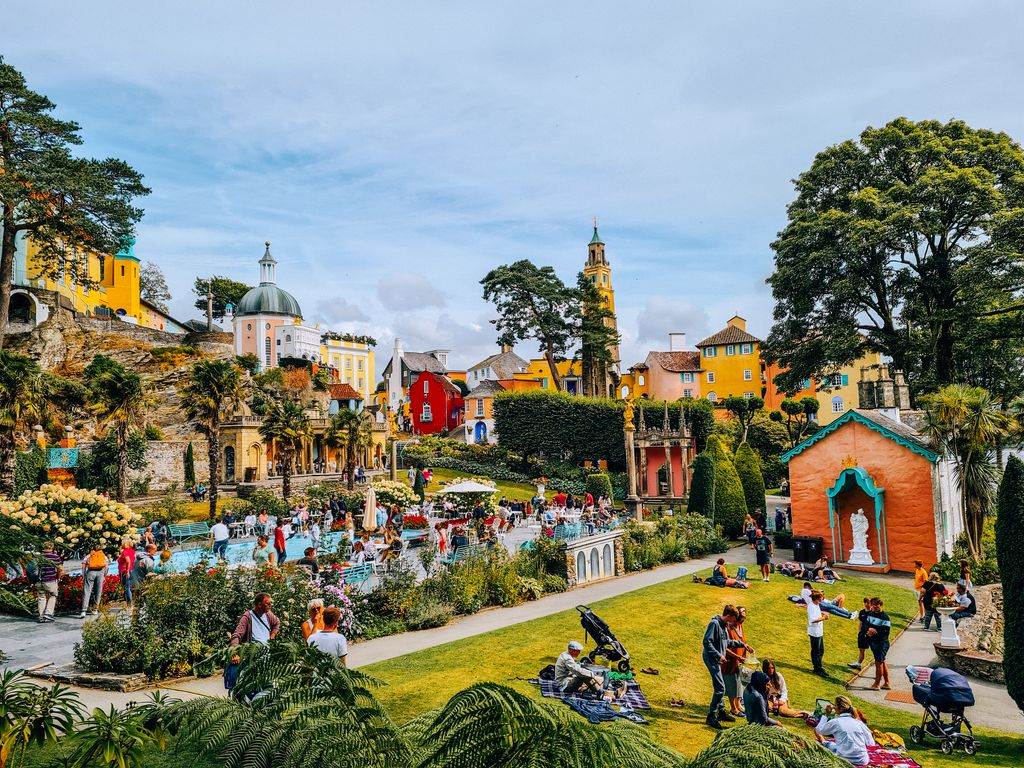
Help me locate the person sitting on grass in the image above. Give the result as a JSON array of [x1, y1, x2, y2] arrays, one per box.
[[814, 695, 874, 767], [555, 640, 607, 696], [761, 659, 808, 718], [795, 582, 853, 618], [709, 559, 748, 588], [743, 671, 780, 727]]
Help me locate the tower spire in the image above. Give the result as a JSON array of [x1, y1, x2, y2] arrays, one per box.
[[258, 241, 277, 285]]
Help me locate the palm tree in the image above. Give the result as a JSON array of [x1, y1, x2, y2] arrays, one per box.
[[325, 408, 372, 490], [417, 682, 685, 768], [921, 384, 1013, 561], [0, 351, 44, 497], [181, 359, 245, 519], [87, 361, 148, 502], [257, 398, 310, 500], [167, 641, 410, 768], [63, 706, 156, 768], [0, 670, 84, 768]]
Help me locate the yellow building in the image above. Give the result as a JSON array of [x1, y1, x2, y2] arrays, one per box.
[[695, 315, 761, 403], [12, 234, 187, 333], [320, 334, 376, 401], [521, 357, 583, 394], [764, 350, 884, 425]]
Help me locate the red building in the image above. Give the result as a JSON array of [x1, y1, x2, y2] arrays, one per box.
[[409, 371, 464, 435]]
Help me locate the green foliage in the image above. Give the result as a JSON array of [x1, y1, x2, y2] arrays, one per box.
[[76, 430, 147, 494], [320, 331, 377, 347], [688, 398, 716, 454], [41, 373, 88, 411], [686, 452, 715, 518], [311, 368, 331, 391], [995, 455, 1024, 710], [706, 436, 747, 538], [620, 515, 727, 572], [63, 704, 157, 768], [0, 669, 85, 768], [183, 443, 195, 487], [192, 276, 252, 320], [149, 346, 199, 365], [75, 613, 201, 680], [687, 724, 848, 768], [585, 472, 613, 501], [0, 351, 45, 496], [235, 354, 259, 374], [773, 528, 794, 549], [14, 444, 47, 495], [734, 442, 766, 515], [85, 356, 149, 501], [716, 411, 790, 489], [723, 395, 764, 442], [239, 487, 288, 518]]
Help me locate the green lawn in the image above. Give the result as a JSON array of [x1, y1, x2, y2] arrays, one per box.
[[364, 570, 1021, 768], [424, 466, 537, 501]]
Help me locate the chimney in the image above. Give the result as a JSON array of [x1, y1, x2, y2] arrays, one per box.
[[500, 343, 512, 354], [668, 332, 686, 351], [727, 315, 746, 331]]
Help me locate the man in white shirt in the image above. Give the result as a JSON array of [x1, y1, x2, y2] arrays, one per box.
[[308, 606, 348, 666], [815, 695, 875, 765], [243, 513, 258, 537], [211, 518, 231, 559], [554, 640, 604, 694], [807, 589, 828, 676]]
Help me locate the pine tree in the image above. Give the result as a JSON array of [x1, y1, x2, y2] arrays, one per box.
[[184, 442, 196, 487], [734, 441, 766, 516], [687, 452, 715, 518], [995, 455, 1024, 710], [706, 435, 747, 538]]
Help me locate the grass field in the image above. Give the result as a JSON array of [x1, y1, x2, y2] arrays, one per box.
[[424, 466, 537, 501], [364, 569, 1020, 768]]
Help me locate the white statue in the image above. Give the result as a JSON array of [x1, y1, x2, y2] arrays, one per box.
[[848, 508, 873, 565]]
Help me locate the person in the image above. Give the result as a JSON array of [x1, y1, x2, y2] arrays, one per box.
[[211, 518, 230, 559], [959, 559, 973, 591], [230, 593, 281, 647], [864, 597, 891, 690], [375, 503, 388, 530], [252, 535, 276, 565], [273, 524, 287, 565], [753, 529, 773, 582], [310, 520, 322, 549], [702, 605, 746, 729], [132, 544, 157, 592], [951, 582, 977, 624], [381, 526, 403, 562], [744, 514, 757, 548], [361, 534, 380, 564], [913, 559, 928, 622], [815, 695, 875, 766], [743, 671, 780, 726], [35, 542, 63, 623], [797, 581, 852, 618], [117, 540, 137, 604], [807, 589, 828, 676], [243, 512, 258, 537], [301, 598, 325, 640], [154, 549, 176, 574], [79, 545, 109, 618], [921, 572, 946, 631], [555, 640, 605, 695], [756, 508, 768, 534], [257, 511, 269, 535], [761, 658, 806, 718], [296, 547, 320, 576], [848, 597, 873, 671], [709, 558, 748, 588], [774, 507, 786, 533], [450, 527, 469, 553], [307, 606, 349, 665], [722, 606, 753, 717]]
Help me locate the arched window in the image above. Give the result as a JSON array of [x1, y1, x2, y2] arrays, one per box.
[[637, 375, 645, 386], [707, 391, 717, 403], [576, 552, 587, 582], [832, 396, 845, 413], [620, 385, 630, 397]]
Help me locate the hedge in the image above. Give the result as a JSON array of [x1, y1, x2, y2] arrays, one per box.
[[996, 455, 1024, 710], [686, 452, 715, 518], [14, 444, 47, 495], [585, 473, 613, 502], [706, 435, 747, 538], [734, 441, 766, 515], [493, 389, 715, 471]]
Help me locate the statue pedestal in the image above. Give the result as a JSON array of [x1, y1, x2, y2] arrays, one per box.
[[937, 607, 962, 649], [847, 547, 874, 566]]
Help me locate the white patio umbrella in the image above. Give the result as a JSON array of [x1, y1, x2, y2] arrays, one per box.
[[441, 480, 497, 494], [362, 487, 377, 531]]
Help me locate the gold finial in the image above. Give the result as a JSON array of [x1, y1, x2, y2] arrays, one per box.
[[841, 454, 858, 469]]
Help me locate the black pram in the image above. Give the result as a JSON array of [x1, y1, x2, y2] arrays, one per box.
[[908, 666, 979, 756], [576, 605, 631, 672]]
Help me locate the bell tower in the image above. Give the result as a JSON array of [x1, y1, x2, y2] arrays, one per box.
[[583, 219, 615, 315], [581, 219, 621, 396]]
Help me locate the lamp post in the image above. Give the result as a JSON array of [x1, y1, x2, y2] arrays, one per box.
[[622, 396, 642, 521], [388, 409, 398, 481]]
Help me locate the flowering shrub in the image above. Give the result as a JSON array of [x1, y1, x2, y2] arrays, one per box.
[[371, 479, 418, 509], [403, 514, 428, 530], [59, 573, 123, 612], [437, 477, 497, 516], [0, 485, 141, 556]]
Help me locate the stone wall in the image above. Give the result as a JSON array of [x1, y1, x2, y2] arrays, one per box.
[[79, 439, 210, 493], [933, 585, 1005, 684]]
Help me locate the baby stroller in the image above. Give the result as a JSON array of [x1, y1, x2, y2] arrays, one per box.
[[577, 605, 631, 673], [907, 666, 979, 755]]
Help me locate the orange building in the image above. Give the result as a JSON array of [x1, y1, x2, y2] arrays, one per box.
[[782, 409, 962, 573]]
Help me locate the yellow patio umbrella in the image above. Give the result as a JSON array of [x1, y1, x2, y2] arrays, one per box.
[[362, 486, 377, 532]]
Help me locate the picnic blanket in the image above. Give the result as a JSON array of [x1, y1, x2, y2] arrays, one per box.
[[865, 745, 922, 767], [538, 679, 651, 710], [562, 697, 648, 725]]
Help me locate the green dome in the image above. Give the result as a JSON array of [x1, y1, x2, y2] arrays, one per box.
[[235, 284, 302, 317]]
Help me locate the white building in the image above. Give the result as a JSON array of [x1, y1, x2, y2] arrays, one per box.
[[275, 321, 322, 363]]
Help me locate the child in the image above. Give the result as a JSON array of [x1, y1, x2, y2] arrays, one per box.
[[865, 597, 892, 690], [848, 597, 873, 670]]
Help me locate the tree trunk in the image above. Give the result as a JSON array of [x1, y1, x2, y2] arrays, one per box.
[[0, 440, 15, 497], [544, 346, 562, 391], [208, 420, 219, 520], [282, 450, 292, 500], [0, 219, 17, 351], [115, 424, 127, 502], [346, 445, 356, 491]]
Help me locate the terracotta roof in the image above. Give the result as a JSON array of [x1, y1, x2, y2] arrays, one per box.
[[329, 383, 363, 400], [467, 380, 506, 398], [696, 325, 761, 347], [468, 350, 528, 379], [646, 351, 701, 373]]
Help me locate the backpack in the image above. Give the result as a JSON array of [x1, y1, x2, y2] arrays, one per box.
[[86, 550, 108, 569], [25, 559, 40, 584], [538, 664, 556, 681]]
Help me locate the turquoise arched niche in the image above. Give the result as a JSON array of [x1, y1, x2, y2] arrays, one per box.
[[825, 466, 889, 566]]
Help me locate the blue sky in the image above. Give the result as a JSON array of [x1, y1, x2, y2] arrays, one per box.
[[7, 1, 1024, 370]]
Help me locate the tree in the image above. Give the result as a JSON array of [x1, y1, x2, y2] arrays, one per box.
[[995, 455, 1024, 711], [183, 442, 196, 487], [689, 398, 716, 454], [138, 262, 170, 312], [181, 359, 244, 518], [734, 442, 766, 516], [764, 118, 1024, 395], [0, 670, 84, 768], [575, 272, 620, 397], [0, 58, 149, 349], [706, 436, 748, 538], [0, 351, 43, 496], [921, 385, 1012, 561], [776, 397, 820, 449], [63, 706, 155, 768], [585, 472, 613, 502], [235, 354, 260, 374], [193, 276, 252, 321], [324, 408, 372, 490], [258, 398, 311, 500], [481, 261, 575, 391], [723, 395, 764, 443], [86, 357, 149, 502], [686, 452, 715, 519]]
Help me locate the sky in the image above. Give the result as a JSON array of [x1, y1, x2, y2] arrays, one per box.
[[6, 2, 1024, 371]]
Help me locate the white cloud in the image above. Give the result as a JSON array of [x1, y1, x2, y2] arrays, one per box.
[[376, 274, 447, 311]]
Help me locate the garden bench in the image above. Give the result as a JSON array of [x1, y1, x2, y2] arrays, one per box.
[[167, 522, 212, 542], [342, 563, 372, 586], [440, 543, 484, 565], [553, 523, 582, 541], [400, 529, 429, 546]]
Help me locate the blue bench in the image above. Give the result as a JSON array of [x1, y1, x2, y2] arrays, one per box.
[[342, 563, 373, 586], [400, 529, 429, 546], [167, 522, 212, 542], [440, 544, 484, 566], [553, 523, 582, 541]]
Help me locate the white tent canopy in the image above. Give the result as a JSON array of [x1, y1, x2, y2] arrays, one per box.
[[362, 487, 377, 531], [442, 480, 497, 494]]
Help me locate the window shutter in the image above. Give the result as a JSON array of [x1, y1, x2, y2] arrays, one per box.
[[841, 374, 849, 386]]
